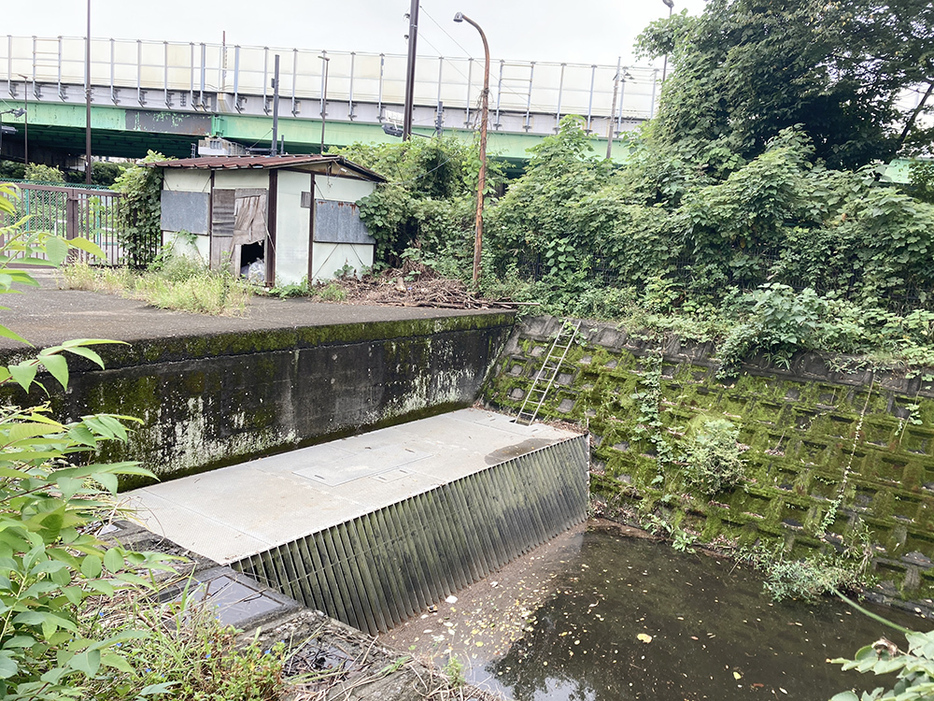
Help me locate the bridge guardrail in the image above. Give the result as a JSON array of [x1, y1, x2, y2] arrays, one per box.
[[3, 35, 660, 124]]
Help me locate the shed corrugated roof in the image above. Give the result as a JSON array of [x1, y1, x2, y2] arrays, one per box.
[[144, 154, 385, 182]]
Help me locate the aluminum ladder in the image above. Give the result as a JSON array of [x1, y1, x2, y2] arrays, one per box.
[[516, 319, 582, 426]]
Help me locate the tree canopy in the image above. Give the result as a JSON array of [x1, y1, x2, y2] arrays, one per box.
[[637, 0, 934, 169]]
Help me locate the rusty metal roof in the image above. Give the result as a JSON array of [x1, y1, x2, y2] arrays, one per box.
[[144, 154, 385, 182]]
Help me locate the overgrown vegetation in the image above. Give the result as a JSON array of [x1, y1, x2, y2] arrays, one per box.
[[0, 184, 170, 699], [64, 256, 251, 317], [112, 151, 166, 269], [328, 0, 934, 373], [682, 418, 747, 497], [335, 135, 503, 272], [85, 593, 286, 700], [345, 116, 934, 372], [0, 183, 292, 699]]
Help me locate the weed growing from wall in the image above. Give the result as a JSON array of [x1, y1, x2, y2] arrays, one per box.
[[683, 418, 748, 496]]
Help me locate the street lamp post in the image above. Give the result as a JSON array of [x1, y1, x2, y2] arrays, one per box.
[[403, 0, 420, 140], [661, 0, 674, 83], [454, 12, 489, 289]]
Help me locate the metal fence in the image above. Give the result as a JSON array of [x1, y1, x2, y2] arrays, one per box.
[[0, 182, 125, 265]]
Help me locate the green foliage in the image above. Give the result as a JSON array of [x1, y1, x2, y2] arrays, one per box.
[[442, 657, 465, 688], [636, 0, 934, 168], [830, 630, 934, 701], [336, 137, 497, 270], [24, 164, 64, 184], [85, 594, 285, 700], [717, 283, 825, 376], [487, 117, 613, 281], [0, 183, 176, 700], [112, 151, 167, 268], [0, 163, 25, 182], [683, 418, 747, 496], [907, 160, 934, 204], [629, 353, 675, 474]]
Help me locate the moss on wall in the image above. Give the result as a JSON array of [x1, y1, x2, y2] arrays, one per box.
[[486, 316, 934, 602], [1, 313, 514, 488]]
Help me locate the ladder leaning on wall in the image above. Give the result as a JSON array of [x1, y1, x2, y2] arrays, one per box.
[[516, 319, 582, 426]]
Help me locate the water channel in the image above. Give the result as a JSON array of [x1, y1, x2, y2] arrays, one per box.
[[383, 522, 932, 701]]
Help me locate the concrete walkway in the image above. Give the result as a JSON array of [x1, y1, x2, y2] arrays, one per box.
[[124, 409, 578, 564], [0, 269, 503, 350]]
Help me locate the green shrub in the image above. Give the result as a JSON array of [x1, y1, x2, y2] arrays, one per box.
[[683, 418, 747, 496], [84, 592, 286, 700], [0, 183, 175, 700], [830, 628, 934, 701], [717, 283, 824, 377], [24, 164, 65, 184]]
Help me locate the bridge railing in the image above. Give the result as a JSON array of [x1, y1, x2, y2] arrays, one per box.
[[0, 182, 124, 266], [3, 35, 660, 122]]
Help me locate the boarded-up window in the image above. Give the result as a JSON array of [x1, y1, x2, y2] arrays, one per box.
[[212, 189, 236, 237], [313, 200, 375, 245], [161, 190, 210, 234]]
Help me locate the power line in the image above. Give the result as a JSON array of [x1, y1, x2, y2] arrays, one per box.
[[419, 5, 473, 57]]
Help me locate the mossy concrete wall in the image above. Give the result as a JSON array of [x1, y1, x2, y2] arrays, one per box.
[[485, 316, 934, 601], [5, 313, 513, 485]]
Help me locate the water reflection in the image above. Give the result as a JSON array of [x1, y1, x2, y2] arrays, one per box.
[[484, 526, 931, 701]]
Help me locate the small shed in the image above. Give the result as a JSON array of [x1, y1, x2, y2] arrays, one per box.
[[150, 155, 385, 285]]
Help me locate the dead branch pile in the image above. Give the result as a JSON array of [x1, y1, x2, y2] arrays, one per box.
[[335, 261, 514, 310]]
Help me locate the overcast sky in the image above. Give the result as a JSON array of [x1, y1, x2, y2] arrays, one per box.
[[6, 0, 707, 68]]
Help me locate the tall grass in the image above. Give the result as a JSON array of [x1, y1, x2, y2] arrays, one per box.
[[83, 585, 287, 700], [64, 260, 251, 316]]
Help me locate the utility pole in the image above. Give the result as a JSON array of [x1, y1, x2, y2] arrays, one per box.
[[270, 55, 280, 155], [319, 54, 330, 153], [607, 59, 621, 160], [85, 0, 92, 184], [19, 76, 28, 169], [402, 0, 419, 140]]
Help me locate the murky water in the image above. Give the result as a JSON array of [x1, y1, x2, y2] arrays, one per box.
[[385, 523, 932, 701], [478, 527, 931, 701]]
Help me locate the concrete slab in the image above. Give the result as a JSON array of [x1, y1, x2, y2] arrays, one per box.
[[125, 408, 579, 565]]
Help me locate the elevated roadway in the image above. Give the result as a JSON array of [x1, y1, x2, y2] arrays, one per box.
[[1, 35, 656, 163]]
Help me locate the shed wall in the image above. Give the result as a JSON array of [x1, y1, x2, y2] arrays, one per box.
[[275, 171, 312, 286]]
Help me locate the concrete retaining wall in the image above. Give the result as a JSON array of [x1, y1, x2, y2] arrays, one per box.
[[8, 313, 513, 484], [486, 315, 934, 602]]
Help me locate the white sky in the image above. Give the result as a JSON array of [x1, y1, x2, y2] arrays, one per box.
[[6, 0, 707, 68]]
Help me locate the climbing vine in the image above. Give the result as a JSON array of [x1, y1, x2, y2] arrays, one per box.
[[630, 352, 674, 481], [112, 150, 167, 268]]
